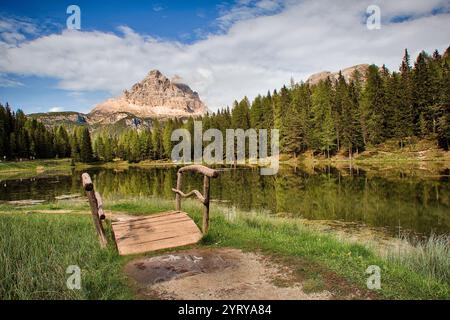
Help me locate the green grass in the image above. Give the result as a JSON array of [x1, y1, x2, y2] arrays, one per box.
[[0, 159, 72, 174], [0, 213, 133, 299], [387, 234, 450, 284], [1, 197, 449, 300], [0, 158, 178, 178]]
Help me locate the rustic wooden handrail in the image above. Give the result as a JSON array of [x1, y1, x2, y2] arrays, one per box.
[[173, 165, 218, 234], [81, 173, 107, 247], [178, 165, 219, 178], [171, 188, 205, 204]]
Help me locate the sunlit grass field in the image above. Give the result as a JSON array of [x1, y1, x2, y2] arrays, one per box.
[[0, 197, 449, 300]]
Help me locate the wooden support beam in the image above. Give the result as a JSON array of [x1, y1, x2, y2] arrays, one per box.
[[95, 191, 106, 220], [81, 173, 107, 248], [172, 188, 205, 204], [202, 175, 210, 234], [175, 172, 182, 211]]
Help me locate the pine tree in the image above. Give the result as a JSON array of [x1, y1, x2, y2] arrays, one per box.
[[128, 130, 141, 162], [396, 49, 414, 147], [436, 48, 450, 149], [79, 127, 94, 163], [103, 136, 114, 161], [273, 87, 290, 150], [281, 100, 302, 157], [348, 79, 365, 155], [151, 119, 162, 159], [249, 95, 264, 129], [231, 98, 250, 129], [162, 120, 174, 159], [289, 83, 312, 152], [413, 51, 433, 136], [360, 65, 385, 145], [428, 49, 445, 135], [55, 126, 70, 158], [94, 136, 105, 160], [262, 91, 274, 129], [337, 73, 362, 157], [311, 79, 336, 157], [139, 130, 152, 160]]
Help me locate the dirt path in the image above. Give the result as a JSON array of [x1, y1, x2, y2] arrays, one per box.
[[125, 248, 335, 300]]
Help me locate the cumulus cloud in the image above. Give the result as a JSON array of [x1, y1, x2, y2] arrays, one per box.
[[49, 106, 63, 112], [0, 0, 449, 111]]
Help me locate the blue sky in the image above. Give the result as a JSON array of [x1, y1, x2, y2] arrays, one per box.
[[0, 0, 228, 41], [0, 0, 232, 113], [0, 0, 449, 114]]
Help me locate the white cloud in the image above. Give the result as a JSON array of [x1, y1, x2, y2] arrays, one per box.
[[0, 74, 23, 88], [49, 107, 63, 112], [0, 16, 38, 45], [152, 4, 164, 12], [0, 0, 449, 112]]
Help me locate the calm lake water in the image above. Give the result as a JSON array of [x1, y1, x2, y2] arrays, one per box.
[[1, 165, 449, 237]]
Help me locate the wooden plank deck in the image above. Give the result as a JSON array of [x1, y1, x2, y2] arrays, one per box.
[[111, 211, 203, 256]]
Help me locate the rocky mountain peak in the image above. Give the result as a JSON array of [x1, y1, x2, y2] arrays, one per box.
[[147, 69, 162, 77], [90, 69, 206, 122]]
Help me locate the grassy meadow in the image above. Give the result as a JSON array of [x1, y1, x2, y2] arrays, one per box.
[[0, 159, 73, 173], [0, 197, 448, 300]]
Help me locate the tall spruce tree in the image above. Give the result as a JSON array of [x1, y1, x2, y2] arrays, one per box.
[[337, 73, 362, 157], [396, 49, 414, 147], [311, 79, 336, 157], [151, 119, 162, 159], [79, 127, 94, 163], [436, 48, 450, 149], [281, 97, 303, 157], [360, 65, 385, 145], [413, 51, 433, 136]]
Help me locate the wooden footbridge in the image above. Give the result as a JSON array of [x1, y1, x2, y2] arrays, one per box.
[[82, 165, 218, 255]]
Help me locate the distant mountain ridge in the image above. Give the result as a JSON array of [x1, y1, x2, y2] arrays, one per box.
[[306, 64, 370, 85]]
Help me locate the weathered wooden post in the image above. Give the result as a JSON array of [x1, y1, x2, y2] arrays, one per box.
[[95, 191, 106, 220], [202, 175, 210, 234], [82, 173, 107, 247], [175, 172, 182, 211]]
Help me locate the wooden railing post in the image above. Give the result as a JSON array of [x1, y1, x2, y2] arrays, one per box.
[[202, 175, 210, 234], [82, 173, 107, 248], [95, 191, 106, 220], [171, 165, 218, 235], [175, 172, 182, 211]]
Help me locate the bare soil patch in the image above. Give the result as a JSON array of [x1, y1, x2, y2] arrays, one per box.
[[125, 248, 361, 300]]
